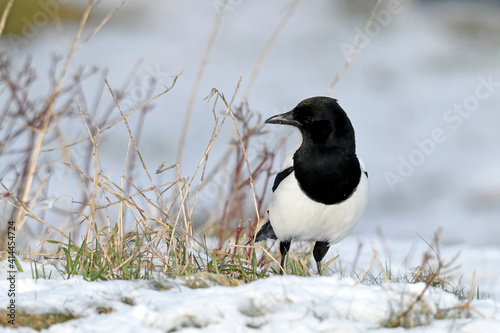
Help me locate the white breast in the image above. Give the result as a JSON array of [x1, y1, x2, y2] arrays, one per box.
[[267, 162, 369, 244]]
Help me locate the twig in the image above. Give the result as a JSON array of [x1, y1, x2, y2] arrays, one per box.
[[75, 98, 101, 250], [76, 0, 127, 51], [325, 0, 382, 95], [41, 74, 180, 154], [386, 231, 459, 328], [0, 0, 14, 38], [243, 0, 303, 101], [1, 183, 67, 239], [177, 0, 228, 166], [14, 1, 95, 233], [222, 86, 261, 236], [104, 79, 168, 212]]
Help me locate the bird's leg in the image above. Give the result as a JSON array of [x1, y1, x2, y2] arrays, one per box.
[[313, 241, 330, 275], [279, 241, 291, 275]]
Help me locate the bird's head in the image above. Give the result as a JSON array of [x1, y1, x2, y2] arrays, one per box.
[[265, 96, 356, 150]]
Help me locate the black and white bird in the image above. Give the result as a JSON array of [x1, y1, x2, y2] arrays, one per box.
[[253, 96, 369, 275]]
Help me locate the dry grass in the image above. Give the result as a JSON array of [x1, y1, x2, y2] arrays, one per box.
[[0, 0, 15, 37], [376, 231, 483, 328], [0, 1, 281, 282], [0, 0, 389, 280], [0, 65, 275, 280]]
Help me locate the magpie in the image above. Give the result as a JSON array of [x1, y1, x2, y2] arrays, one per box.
[[253, 96, 369, 275]]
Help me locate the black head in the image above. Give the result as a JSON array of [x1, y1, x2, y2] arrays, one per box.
[[266, 96, 356, 152]]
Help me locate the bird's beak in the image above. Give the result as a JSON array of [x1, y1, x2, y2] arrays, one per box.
[[265, 110, 301, 127]]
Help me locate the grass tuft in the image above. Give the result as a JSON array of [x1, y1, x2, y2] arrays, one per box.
[[96, 307, 114, 315], [378, 231, 482, 329]]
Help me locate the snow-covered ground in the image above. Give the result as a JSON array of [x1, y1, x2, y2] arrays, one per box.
[[1, 245, 500, 333]]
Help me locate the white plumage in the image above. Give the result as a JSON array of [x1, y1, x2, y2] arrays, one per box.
[[268, 155, 369, 244]]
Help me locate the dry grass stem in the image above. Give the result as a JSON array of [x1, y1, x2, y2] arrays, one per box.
[[0, 0, 15, 38], [242, 0, 303, 101], [177, 0, 228, 166], [76, 0, 127, 51], [13, 2, 95, 233], [325, 0, 383, 95]]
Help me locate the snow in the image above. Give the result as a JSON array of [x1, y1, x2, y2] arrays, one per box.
[[2, 1, 499, 242], [2, 237, 500, 332], [0, 266, 488, 332]]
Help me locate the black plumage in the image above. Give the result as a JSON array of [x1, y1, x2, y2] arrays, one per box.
[[252, 96, 369, 275]]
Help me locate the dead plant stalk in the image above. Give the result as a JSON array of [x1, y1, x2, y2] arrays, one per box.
[[12, 1, 103, 234]]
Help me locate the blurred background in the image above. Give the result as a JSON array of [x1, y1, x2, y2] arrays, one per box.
[[1, 0, 499, 249]]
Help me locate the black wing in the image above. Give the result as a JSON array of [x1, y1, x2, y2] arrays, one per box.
[[250, 166, 293, 244], [254, 221, 277, 242], [272, 166, 294, 192]]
